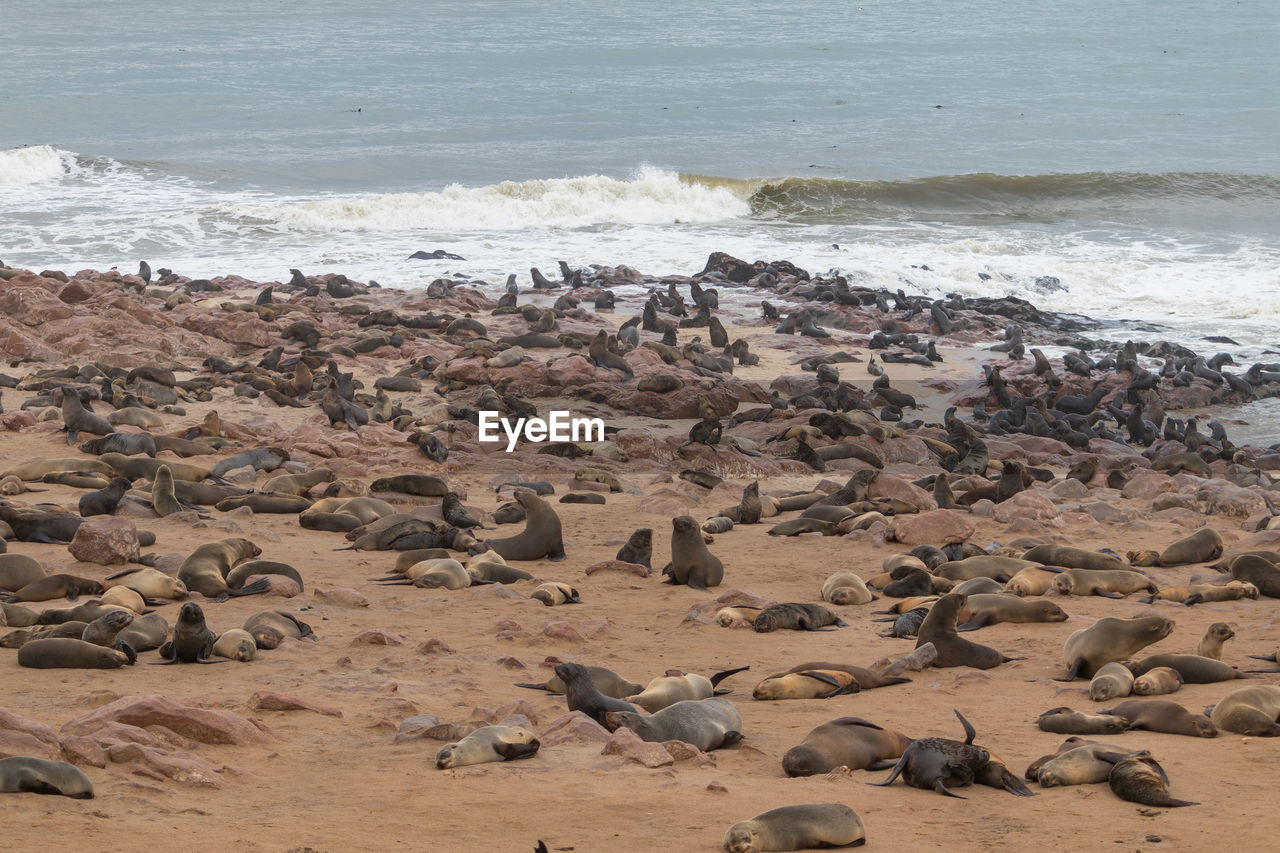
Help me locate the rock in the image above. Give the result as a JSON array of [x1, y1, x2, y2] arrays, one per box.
[[541, 622, 585, 642], [67, 517, 140, 565], [891, 509, 975, 545], [418, 638, 454, 654], [0, 729, 62, 762], [63, 695, 269, 745], [993, 490, 1059, 523], [0, 706, 62, 749], [394, 714, 442, 743], [584, 560, 650, 577], [1049, 478, 1090, 500], [602, 726, 674, 768], [249, 691, 343, 717], [539, 711, 611, 747], [351, 629, 404, 646], [663, 740, 715, 766], [59, 734, 107, 768], [313, 587, 370, 608], [1121, 471, 1177, 501], [1198, 482, 1267, 517], [868, 474, 936, 512], [1084, 502, 1130, 524], [104, 742, 227, 787]]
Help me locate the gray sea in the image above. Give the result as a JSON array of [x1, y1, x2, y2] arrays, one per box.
[[2, 1, 1278, 435]]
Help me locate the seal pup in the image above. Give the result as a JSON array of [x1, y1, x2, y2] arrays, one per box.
[[821, 571, 875, 606], [435, 726, 540, 769], [752, 669, 863, 700], [177, 538, 269, 599], [212, 628, 257, 661], [78, 476, 133, 517], [155, 602, 222, 664], [915, 593, 1015, 669], [479, 490, 565, 562], [243, 610, 315, 649], [626, 666, 749, 713], [0, 554, 45, 592], [1133, 667, 1184, 696], [664, 515, 723, 590], [1026, 740, 1129, 788], [603, 697, 742, 751], [530, 581, 581, 605], [1108, 751, 1197, 807], [1059, 614, 1174, 681], [554, 662, 639, 726], [3, 573, 103, 603], [515, 665, 641, 698], [1124, 653, 1250, 684], [872, 710, 1033, 798], [782, 717, 912, 776], [1089, 662, 1135, 702], [615, 528, 652, 568], [18, 637, 133, 668], [0, 757, 94, 798], [723, 804, 866, 852], [753, 603, 846, 633], [1036, 707, 1128, 735]]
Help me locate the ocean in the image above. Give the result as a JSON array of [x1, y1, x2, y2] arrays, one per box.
[[3, 0, 1278, 366]]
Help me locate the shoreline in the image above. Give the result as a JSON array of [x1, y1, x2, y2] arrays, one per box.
[[1, 257, 1279, 850]]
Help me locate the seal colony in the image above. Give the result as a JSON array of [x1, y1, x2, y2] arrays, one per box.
[[1, 255, 1279, 849]]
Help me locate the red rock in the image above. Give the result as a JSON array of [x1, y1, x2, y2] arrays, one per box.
[[0, 729, 62, 761], [1198, 482, 1267, 517], [62, 695, 269, 745], [663, 740, 715, 766], [539, 711, 611, 746], [1, 411, 37, 430], [59, 734, 107, 768], [602, 727, 674, 767], [994, 490, 1060, 522], [541, 622, 585, 642], [351, 629, 404, 645], [1121, 471, 1176, 501], [67, 517, 140, 565], [57, 280, 95, 304], [891, 509, 975, 545], [546, 355, 596, 386], [868, 474, 936, 512], [313, 587, 370, 607], [105, 742, 227, 787], [0, 286, 74, 326], [0, 706, 61, 749], [249, 690, 343, 717], [584, 560, 650, 577], [418, 638, 454, 654]]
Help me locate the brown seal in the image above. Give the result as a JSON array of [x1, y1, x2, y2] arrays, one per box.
[[1196, 622, 1235, 659], [872, 709, 1033, 798], [262, 467, 335, 496], [156, 601, 221, 664], [1059, 614, 1174, 680], [1089, 662, 1135, 702], [625, 667, 748, 713], [954, 594, 1067, 630], [0, 757, 95, 798], [1021, 544, 1128, 572], [821, 571, 874, 606], [515, 665, 641, 698], [78, 476, 133, 517], [434, 725, 539, 770], [614, 528, 652, 568], [664, 515, 723, 590], [1108, 751, 1197, 807], [1025, 739, 1129, 788], [99, 452, 212, 483], [177, 538, 267, 599], [17, 637, 133, 668], [723, 804, 867, 852], [1099, 699, 1217, 737], [1228, 553, 1280, 597], [0, 554, 45, 591], [752, 669, 863, 700], [935, 555, 1034, 582], [4, 573, 103, 603], [916, 593, 1015, 669], [1036, 707, 1128, 735], [224, 559, 305, 592], [1050, 568, 1156, 598], [116, 612, 170, 652], [104, 567, 188, 601], [753, 603, 847, 633], [478, 490, 564, 562], [151, 464, 184, 516], [60, 390, 115, 445], [602, 697, 742, 751], [216, 494, 313, 513], [1004, 567, 1059, 596], [212, 628, 257, 661], [782, 717, 912, 776], [530, 581, 581, 605], [1124, 653, 1250, 684], [1157, 527, 1223, 566], [243, 610, 315, 649], [1132, 667, 1183, 696], [1208, 685, 1280, 735]]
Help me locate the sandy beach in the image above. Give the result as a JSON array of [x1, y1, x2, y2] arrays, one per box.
[[2, 261, 1278, 852]]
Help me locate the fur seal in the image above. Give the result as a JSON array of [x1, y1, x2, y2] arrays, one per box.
[[177, 538, 267, 599], [515, 665, 641, 698], [530, 581, 581, 605], [1021, 544, 1127, 572], [603, 697, 742, 751], [479, 490, 564, 562], [467, 554, 533, 585], [2, 457, 113, 481], [156, 602, 221, 664], [81, 609, 135, 649], [1196, 622, 1235, 659], [3, 573, 103, 603], [1024, 739, 1126, 788], [954, 594, 1067, 630], [1157, 528, 1223, 566], [1133, 667, 1183, 696], [1059, 614, 1174, 680], [1004, 567, 1059, 596], [916, 593, 1014, 669], [224, 559, 305, 592], [1051, 568, 1156, 598], [262, 468, 334, 496], [753, 603, 846, 633], [1036, 707, 1128, 735], [821, 571, 874, 606], [723, 804, 867, 852], [212, 628, 257, 661], [872, 710, 1032, 798], [215, 494, 313, 513], [935, 555, 1033, 582], [18, 637, 133, 668], [78, 476, 133, 517], [752, 669, 863, 700], [1109, 751, 1197, 807], [1228, 553, 1280, 597], [1124, 653, 1249, 684], [0, 757, 94, 798], [1089, 662, 1135, 702], [99, 452, 212, 483], [615, 528, 652, 568], [553, 662, 639, 725], [1100, 699, 1217, 737], [104, 567, 187, 601], [1208, 684, 1280, 735], [0, 554, 45, 591], [115, 612, 169, 653], [61, 391, 115, 445], [435, 725, 539, 769], [625, 666, 749, 713], [150, 464, 185, 517], [243, 610, 314, 649], [665, 515, 723, 590], [782, 717, 912, 776]]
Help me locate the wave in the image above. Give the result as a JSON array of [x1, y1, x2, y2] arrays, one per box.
[[0, 145, 75, 185], [223, 167, 751, 232], [683, 170, 1280, 223]]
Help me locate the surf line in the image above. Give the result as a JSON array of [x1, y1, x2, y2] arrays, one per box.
[[477, 410, 605, 452]]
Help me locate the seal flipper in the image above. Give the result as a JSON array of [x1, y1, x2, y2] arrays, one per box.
[[708, 665, 750, 688], [223, 578, 271, 599], [870, 752, 910, 787], [933, 779, 968, 799], [954, 709, 977, 745], [865, 758, 897, 771], [1093, 590, 1124, 599], [116, 641, 137, 665], [718, 730, 743, 748], [493, 741, 540, 761], [956, 614, 991, 632], [1055, 656, 1085, 682]]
